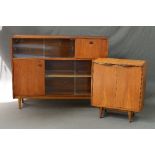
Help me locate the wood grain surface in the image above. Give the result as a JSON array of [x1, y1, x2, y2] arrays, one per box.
[[13, 59, 45, 96]]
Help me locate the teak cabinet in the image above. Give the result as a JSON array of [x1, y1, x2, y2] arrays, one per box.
[[11, 35, 108, 109], [92, 58, 146, 122]]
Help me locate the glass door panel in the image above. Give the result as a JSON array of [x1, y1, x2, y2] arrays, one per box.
[[13, 38, 43, 58], [45, 77, 74, 95], [44, 39, 75, 58]]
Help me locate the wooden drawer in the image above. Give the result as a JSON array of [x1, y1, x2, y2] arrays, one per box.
[[75, 39, 108, 59]]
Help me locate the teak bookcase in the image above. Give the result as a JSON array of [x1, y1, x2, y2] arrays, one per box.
[[11, 35, 108, 109], [92, 58, 146, 122]]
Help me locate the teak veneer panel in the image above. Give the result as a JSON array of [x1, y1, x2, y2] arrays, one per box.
[[92, 63, 116, 108], [116, 66, 142, 111], [13, 59, 45, 96]]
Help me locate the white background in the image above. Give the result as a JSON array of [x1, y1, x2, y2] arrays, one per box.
[[0, 0, 155, 155]]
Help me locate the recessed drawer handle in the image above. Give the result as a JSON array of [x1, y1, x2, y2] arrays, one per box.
[[38, 64, 42, 67], [89, 41, 94, 44], [105, 64, 134, 67], [96, 63, 135, 67], [117, 64, 134, 67]]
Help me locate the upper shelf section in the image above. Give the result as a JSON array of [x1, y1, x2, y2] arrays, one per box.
[[13, 38, 75, 58], [12, 35, 108, 59]]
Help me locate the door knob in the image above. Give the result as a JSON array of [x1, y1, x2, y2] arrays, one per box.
[[38, 64, 42, 67], [89, 41, 94, 44]]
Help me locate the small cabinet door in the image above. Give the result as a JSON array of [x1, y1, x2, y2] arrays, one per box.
[[75, 39, 108, 59], [92, 63, 116, 108], [116, 66, 142, 112], [13, 59, 45, 96]]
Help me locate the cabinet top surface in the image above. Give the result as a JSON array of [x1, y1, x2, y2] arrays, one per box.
[[94, 58, 146, 66], [12, 35, 108, 39]]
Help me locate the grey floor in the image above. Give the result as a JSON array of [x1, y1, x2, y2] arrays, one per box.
[[0, 97, 155, 129]]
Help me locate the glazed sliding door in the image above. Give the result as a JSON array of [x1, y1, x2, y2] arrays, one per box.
[[13, 59, 45, 96], [45, 60, 92, 96], [12, 38, 44, 58]]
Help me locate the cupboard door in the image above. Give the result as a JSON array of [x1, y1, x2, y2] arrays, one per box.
[[75, 39, 108, 59], [13, 59, 45, 96], [116, 66, 142, 112], [92, 63, 116, 108]]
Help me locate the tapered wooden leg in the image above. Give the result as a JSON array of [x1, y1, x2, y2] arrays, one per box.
[[132, 112, 135, 121], [18, 97, 22, 109], [128, 111, 133, 123], [99, 108, 105, 118], [21, 98, 24, 104]]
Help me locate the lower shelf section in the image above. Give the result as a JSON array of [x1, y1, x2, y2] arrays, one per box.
[[45, 60, 92, 96], [46, 77, 74, 95]]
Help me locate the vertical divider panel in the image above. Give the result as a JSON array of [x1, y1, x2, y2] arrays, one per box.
[[43, 38, 45, 58], [74, 60, 76, 95]]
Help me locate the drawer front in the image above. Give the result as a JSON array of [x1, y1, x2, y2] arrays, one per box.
[[75, 39, 108, 59]]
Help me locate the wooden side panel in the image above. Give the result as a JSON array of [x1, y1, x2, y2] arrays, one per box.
[[13, 59, 45, 96], [140, 64, 147, 110], [75, 39, 108, 59], [92, 63, 116, 108], [116, 66, 142, 112]]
